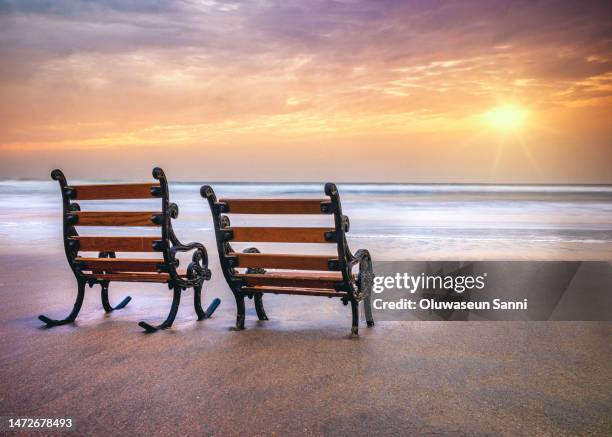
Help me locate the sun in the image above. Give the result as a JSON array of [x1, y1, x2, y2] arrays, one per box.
[[483, 105, 529, 131]]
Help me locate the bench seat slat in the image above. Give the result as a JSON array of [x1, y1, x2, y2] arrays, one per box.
[[71, 236, 159, 252], [236, 272, 345, 288], [242, 286, 347, 298], [220, 199, 328, 214], [85, 273, 170, 283], [84, 273, 188, 283], [229, 227, 334, 243], [72, 211, 160, 226], [72, 183, 160, 200], [84, 268, 191, 283], [230, 252, 337, 271], [76, 257, 165, 272]]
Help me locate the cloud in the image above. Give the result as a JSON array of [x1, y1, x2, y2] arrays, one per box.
[[0, 0, 611, 182]]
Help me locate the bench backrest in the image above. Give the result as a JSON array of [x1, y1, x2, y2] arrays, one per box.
[[52, 168, 175, 277], [202, 183, 354, 292]]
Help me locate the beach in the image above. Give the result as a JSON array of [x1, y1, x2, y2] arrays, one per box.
[[0, 181, 611, 434]]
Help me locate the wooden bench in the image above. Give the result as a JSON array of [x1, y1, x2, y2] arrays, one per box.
[[201, 183, 374, 335], [39, 167, 220, 332]]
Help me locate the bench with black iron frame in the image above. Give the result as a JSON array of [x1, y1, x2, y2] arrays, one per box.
[[39, 167, 220, 332], [201, 183, 374, 335]]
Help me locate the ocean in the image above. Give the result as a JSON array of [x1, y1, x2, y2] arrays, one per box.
[[1, 181, 611, 260]]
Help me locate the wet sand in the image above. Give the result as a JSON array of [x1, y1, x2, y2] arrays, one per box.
[[0, 254, 610, 435]]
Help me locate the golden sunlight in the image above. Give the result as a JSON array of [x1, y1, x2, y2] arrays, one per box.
[[484, 105, 529, 131]]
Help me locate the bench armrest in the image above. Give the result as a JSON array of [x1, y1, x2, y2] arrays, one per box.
[[348, 248, 374, 301], [162, 203, 211, 286], [348, 247, 371, 269], [168, 228, 211, 286]]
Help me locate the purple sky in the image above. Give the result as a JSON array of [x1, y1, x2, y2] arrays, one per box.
[[1, 0, 611, 182]]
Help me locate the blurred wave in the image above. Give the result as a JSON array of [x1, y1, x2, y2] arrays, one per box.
[[1, 181, 611, 260]]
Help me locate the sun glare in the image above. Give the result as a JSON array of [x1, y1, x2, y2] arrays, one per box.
[[484, 105, 529, 131]]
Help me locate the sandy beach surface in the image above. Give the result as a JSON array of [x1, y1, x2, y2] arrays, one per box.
[[1, 181, 611, 435], [1, 252, 610, 435]]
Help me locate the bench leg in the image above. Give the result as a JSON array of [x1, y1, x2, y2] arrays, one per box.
[[138, 286, 181, 333], [234, 293, 246, 330], [194, 284, 221, 321], [364, 294, 375, 327], [254, 293, 269, 321], [350, 299, 359, 336], [101, 281, 132, 313], [39, 279, 86, 327]]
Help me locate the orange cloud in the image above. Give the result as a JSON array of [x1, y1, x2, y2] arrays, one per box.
[[0, 0, 611, 182]]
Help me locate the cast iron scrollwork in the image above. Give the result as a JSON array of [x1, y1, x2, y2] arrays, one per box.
[[165, 201, 211, 289], [351, 249, 373, 300]]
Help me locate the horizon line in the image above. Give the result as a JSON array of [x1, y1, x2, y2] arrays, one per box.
[[1, 178, 612, 187]]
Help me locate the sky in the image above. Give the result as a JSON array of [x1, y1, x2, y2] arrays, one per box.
[[1, 0, 611, 182]]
